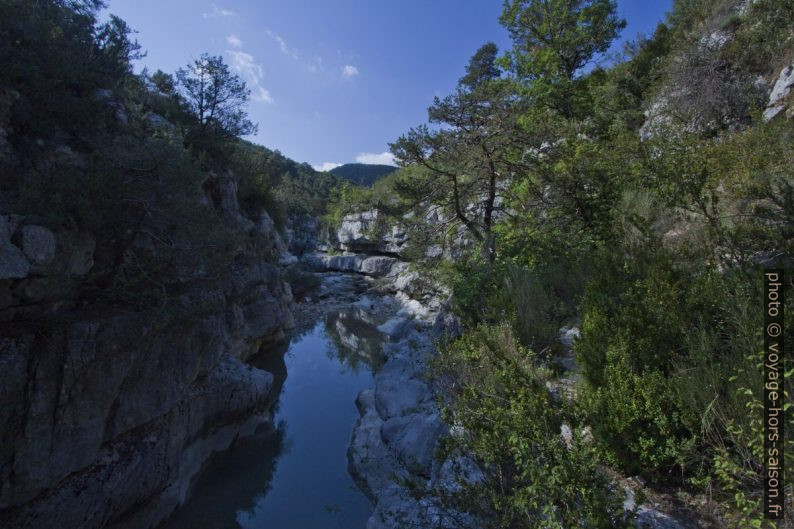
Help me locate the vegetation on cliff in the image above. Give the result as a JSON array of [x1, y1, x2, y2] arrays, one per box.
[[0, 0, 335, 313], [328, 0, 793, 526]]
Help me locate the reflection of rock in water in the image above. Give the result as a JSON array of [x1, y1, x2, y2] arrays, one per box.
[[324, 309, 388, 371], [249, 341, 289, 409], [158, 421, 287, 529], [158, 343, 290, 529]]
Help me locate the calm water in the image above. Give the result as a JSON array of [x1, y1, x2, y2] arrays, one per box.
[[160, 310, 387, 529]]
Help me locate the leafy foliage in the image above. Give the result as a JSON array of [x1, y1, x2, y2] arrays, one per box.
[[231, 140, 341, 225], [176, 53, 256, 161], [391, 43, 523, 262], [500, 0, 626, 117], [0, 0, 293, 318], [430, 324, 631, 529]]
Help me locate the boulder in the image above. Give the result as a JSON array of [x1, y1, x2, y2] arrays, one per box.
[[0, 244, 29, 280], [348, 389, 405, 498], [374, 357, 432, 419], [381, 412, 446, 476], [21, 225, 56, 267]]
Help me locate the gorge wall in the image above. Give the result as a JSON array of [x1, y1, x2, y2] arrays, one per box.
[[0, 171, 294, 528]]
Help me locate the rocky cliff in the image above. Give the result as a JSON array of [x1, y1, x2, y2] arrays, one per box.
[[0, 172, 294, 528]]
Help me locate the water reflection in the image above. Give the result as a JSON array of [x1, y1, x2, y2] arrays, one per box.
[[324, 308, 388, 372], [158, 308, 387, 529], [159, 421, 288, 529]]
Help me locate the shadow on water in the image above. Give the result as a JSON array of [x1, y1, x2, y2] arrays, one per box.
[[158, 421, 289, 529], [158, 308, 387, 529]]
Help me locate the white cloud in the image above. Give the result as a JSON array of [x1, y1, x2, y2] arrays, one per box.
[[266, 30, 299, 60], [356, 151, 395, 165], [226, 34, 243, 47], [202, 4, 236, 18], [342, 65, 359, 78], [227, 50, 263, 84], [252, 86, 274, 104], [313, 162, 342, 172], [226, 50, 273, 104]]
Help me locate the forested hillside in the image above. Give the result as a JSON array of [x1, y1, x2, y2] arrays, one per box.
[[329, 163, 398, 186], [327, 0, 794, 527]]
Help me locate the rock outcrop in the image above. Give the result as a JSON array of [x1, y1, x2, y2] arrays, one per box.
[[285, 214, 320, 256], [321, 206, 692, 529], [347, 293, 459, 529], [336, 210, 408, 256], [0, 180, 293, 528], [764, 63, 794, 121], [303, 252, 402, 277]]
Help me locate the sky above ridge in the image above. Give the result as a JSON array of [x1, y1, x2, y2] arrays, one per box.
[[104, 0, 673, 170]]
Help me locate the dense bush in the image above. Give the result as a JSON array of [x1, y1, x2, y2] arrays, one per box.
[[429, 324, 630, 529]]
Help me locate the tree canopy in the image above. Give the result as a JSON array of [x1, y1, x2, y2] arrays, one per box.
[[500, 0, 625, 117], [390, 42, 522, 262], [176, 53, 256, 158]]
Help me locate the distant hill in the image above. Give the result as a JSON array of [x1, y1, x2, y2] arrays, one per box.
[[329, 163, 398, 187]]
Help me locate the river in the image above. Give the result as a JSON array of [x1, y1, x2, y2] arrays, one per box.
[[159, 287, 391, 529]]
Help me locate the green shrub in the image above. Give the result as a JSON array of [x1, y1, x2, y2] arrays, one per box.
[[430, 324, 631, 529], [582, 340, 696, 479]]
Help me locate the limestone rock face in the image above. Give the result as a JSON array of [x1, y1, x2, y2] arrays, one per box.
[[0, 243, 29, 280], [285, 214, 319, 256], [337, 209, 379, 250], [0, 254, 292, 528], [303, 252, 400, 277], [0, 89, 19, 161], [764, 63, 794, 121], [0, 350, 277, 529], [65, 231, 95, 277], [360, 255, 399, 276], [0, 171, 293, 528], [381, 412, 446, 477], [346, 287, 460, 529], [336, 210, 408, 256]]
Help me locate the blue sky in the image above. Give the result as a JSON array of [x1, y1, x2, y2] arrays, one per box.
[[104, 1, 673, 170]]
